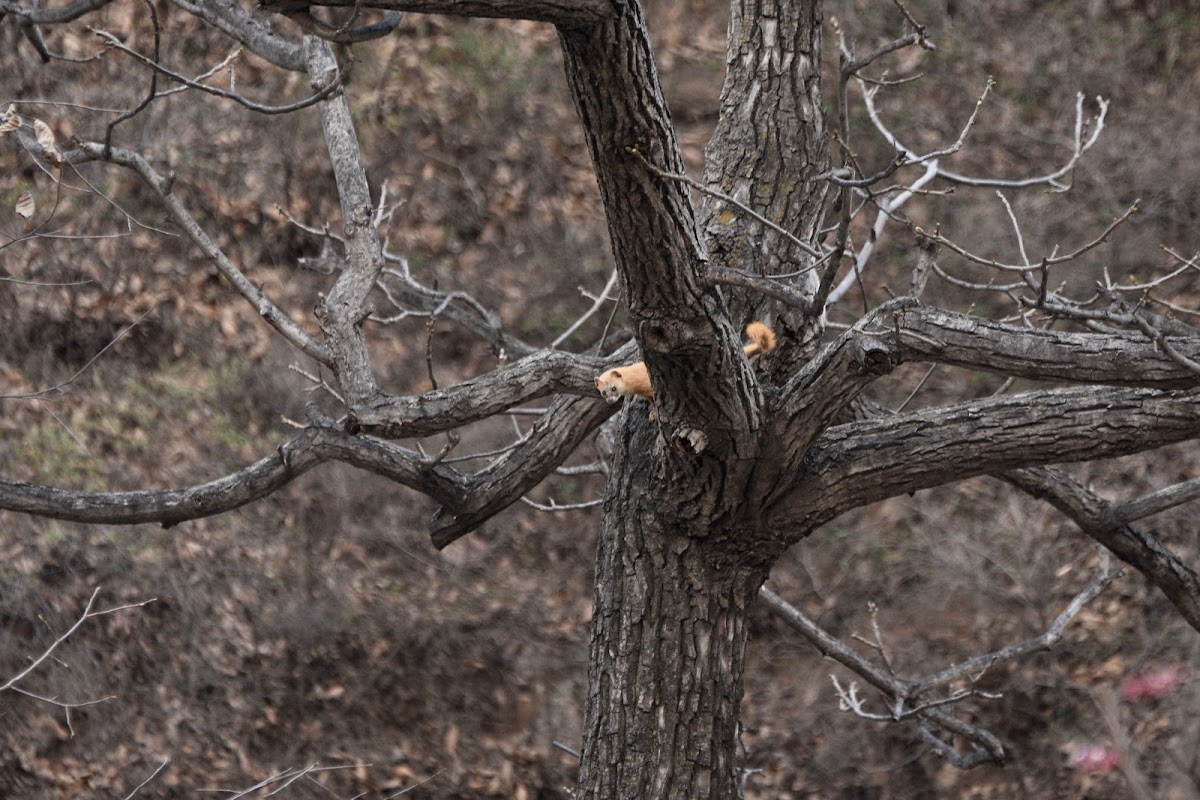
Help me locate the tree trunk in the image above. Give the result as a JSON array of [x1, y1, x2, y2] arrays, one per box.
[[578, 420, 771, 799], [563, 2, 826, 796]]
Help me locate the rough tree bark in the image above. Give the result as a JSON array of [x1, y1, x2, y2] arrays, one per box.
[[3, 0, 1200, 797], [558, 2, 829, 795]]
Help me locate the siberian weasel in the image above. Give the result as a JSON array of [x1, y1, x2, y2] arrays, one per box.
[[594, 322, 777, 419]]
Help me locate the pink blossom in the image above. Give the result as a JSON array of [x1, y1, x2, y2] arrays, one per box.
[[1070, 743, 1121, 773], [1120, 666, 1187, 703]]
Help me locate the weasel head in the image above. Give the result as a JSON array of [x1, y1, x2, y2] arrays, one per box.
[[595, 370, 624, 404]]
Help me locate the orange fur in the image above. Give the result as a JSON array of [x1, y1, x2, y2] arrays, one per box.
[[594, 321, 776, 419], [743, 321, 777, 359]]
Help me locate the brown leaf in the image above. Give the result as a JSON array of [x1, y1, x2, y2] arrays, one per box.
[[15, 190, 34, 221], [0, 104, 19, 135], [33, 118, 62, 166]]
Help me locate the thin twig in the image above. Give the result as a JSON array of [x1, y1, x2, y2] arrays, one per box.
[[626, 147, 823, 260], [520, 496, 603, 512], [917, 201, 1139, 273], [552, 269, 619, 348], [123, 758, 170, 800], [0, 302, 160, 400], [90, 27, 348, 114]]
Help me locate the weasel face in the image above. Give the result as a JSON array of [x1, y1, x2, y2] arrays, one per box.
[[595, 371, 623, 404]]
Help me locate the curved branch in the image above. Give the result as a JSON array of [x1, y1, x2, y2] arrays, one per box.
[[773, 385, 1200, 530], [354, 346, 626, 438], [864, 85, 1108, 190], [283, 8, 404, 42], [773, 298, 1200, 467], [0, 425, 462, 527], [0, 380, 615, 541], [761, 566, 1119, 767], [701, 266, 815, 312], [916, 200, 1139, 273], [1004, 466, 1200, 633], [893, 303, 1200, 387], [170, 0, 305, 70], [0, 0, 114, 24], [69, 142, 332, 365], [102, 0, 162, 153], [90, 27, 346, 113], [430, 395, 615, 548], [283, 231, 540, 361], [261, 0, 610, 28], [378, 262, 539, 360]]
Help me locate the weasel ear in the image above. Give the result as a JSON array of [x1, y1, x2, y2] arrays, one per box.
[[610, 369, 622, 378]]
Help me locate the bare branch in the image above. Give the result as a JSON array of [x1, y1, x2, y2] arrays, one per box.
[[1, 588, 154, 702], [90, 27, 348, 114], [282, 7, 404, 42], [1004, 466, 1200, 633], [629, 147, 824, 261], [520, 495, 603, 511], [917, 200, 1140, 273], [198, 762, 369, 799], [856, 73, 994, 169], [0, 0, 115, 25], [552, 269, 618, 348], [305, 36, 388, 405], [759, 586, 1006, 765], [889, 303, 1200, 387], [0, 423, 465, 526], [69, 142, 332, 364], [431, 395, 616, 548], [910, 552, 1122, 695], [1126, 303, 1200, 377], [352, 347, 617, 438], [779, 385, 1200, 532], [0, 588, 101, 694], [101, 0, 161, 153], [826, 160, 941, 306], [1113, 476, 1200, 525], [864, 86, 1108, 190], [282, 227, 537, 362], [262, 0, 610, 28], [170, 0, 304, 70], [382, 258, 535, 357], [776, 297, 1200, 468], [764, 552, 1117, 766], [122, 758, 170, 800], [0, 303, 160, 400], [842, 32, 927, 77], [702, 265, 815, 312]]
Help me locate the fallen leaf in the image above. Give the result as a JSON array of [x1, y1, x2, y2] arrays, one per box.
[[15, 190, 34, 220], [34, 119, 63, 165], [0, 104, 19, 134]]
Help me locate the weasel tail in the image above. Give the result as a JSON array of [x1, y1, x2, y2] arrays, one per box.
[[594, 322, 777, 419], [742, 321, 777, 360]]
